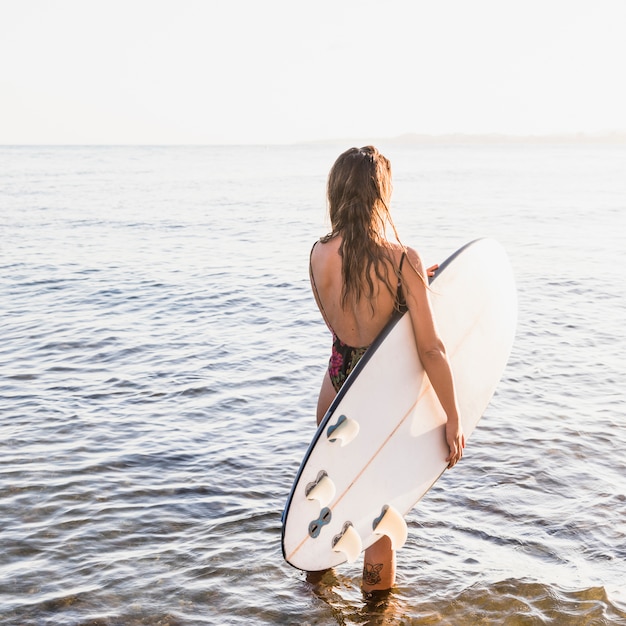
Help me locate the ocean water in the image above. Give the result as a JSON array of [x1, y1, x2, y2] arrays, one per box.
[[1, 142, 625, 625]]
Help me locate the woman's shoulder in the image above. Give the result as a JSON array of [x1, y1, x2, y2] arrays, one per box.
[[396, 245, 427, 283], [385, 243, 424, 270], [312, 235, 340, 256], [310, 236, 342, 277]]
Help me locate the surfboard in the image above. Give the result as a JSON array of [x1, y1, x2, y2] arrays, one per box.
[[281, 238, 517, 572]]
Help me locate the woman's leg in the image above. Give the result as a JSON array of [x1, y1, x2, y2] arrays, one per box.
[[316, 371, 336, 425], [362, 536, 395, 592]]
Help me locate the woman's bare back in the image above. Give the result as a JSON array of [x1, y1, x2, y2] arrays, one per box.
[[309, 236, 403, 348]]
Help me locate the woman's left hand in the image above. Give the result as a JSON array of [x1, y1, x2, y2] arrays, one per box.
[[427, 264, 439, 278]]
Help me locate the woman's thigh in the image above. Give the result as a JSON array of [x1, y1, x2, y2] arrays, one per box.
[[316, 371, 336, 425]]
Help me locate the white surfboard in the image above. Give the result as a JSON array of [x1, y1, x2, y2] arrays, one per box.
[[281, 238, 517, 572]]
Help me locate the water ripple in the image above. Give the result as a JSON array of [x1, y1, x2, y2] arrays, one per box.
[[1, 144, 625, 624]]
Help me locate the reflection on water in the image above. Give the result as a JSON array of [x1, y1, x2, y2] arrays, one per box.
[[308, 573, 625, 625], [306, 569, 408, 626]]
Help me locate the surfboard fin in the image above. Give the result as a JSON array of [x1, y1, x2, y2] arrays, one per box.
[[305, 471, 336, 508], [332, 522, 362, 563], [372, 505, 408, 550], [326, 414, 360, 446]]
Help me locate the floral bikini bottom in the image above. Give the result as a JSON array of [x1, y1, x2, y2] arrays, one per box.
[[328, 334, 368, 392]]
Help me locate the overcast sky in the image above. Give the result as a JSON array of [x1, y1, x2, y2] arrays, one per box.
[[1, 0, 625, 144]]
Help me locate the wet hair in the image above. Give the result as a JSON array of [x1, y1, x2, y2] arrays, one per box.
[[323, 146, 402, 309]]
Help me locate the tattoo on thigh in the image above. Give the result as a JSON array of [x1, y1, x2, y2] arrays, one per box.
[[363, 562, 383, 585]]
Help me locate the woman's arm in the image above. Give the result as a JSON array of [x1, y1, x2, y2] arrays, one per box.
[[402, 247, 465, 468]]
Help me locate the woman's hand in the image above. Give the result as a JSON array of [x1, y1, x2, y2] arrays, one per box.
[[427, 263, 439, 278], [445, 419, 465, 468]]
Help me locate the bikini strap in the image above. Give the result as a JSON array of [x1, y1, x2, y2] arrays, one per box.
[[396, 251, 407, 311], [309, 241, 335, 334]]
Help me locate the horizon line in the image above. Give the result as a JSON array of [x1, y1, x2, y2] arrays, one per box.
[[2, 130, 626, 148]]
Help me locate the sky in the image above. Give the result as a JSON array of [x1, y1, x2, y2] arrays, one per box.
[[1, 0, 625, 145]]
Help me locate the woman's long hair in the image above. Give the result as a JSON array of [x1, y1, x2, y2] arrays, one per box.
[[323, 146, 403, 310]]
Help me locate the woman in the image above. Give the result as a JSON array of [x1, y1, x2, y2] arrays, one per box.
[[309, 146, 465, 593]]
